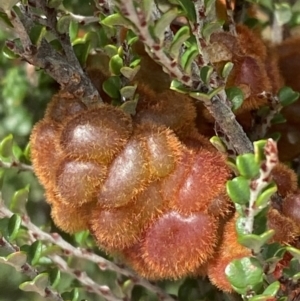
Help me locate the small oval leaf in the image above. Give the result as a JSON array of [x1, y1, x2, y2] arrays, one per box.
[[226, 177, 250, 205]]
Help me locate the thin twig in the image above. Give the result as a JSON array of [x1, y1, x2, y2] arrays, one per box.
[[245, 139, 278, 234], [49, 254, 123, 301], [68, 13, 99, 25], [0, 201, 177, 301], [0, 236, 64, 301], [250, 92, 282, 141], [0, 160, 33, 172], [225, 0, 237, 35], [116, 0, 253, 154], [117, 0, 193, 86]]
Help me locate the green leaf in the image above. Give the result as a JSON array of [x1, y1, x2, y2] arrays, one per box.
[[101, 13, 130, 27], [238, 230, 275, 254], [69, 20, 79, 42], [226, 177, 250, 205], [40, 245, 62, 257], [23, 143, 31, 162], [0, 134, 14, 159], [261, 242, 286, 261], [141, 0, 154, 22], [236, 153, 260, 179], [222, 61, 234, 79], [120, 66, 141, 80], [249, 295, 275, 301], [202, 20, 224, 40], [8, 214, 22, 241], [19, 273, 49, 296], [189, 91, 211, 102], [253, 140, 267, 164], [176, 0, 196, 22], [271, 113, 286, 124], [125, 29, 138, 45], [109, 54, 124, 76], [56, 15, 71, 34], [169, 25, 190, 58], [0, 251, 27, 271], [170, 79, 189, 94], [22, 241, 42, 266], [49, 269, 61, 288], [104, 44, 118, 58], [61, 288, 80, 301], [0, 11, 13, 27], [154, 7, 179, 42], [208, 86, 225, 99], [205, 0, 217, 15], [102, 76, 122, 99], [225, 257, 263, 295], [226, 87, 245, 111], [0, 217, 9, 238], [200, 65, 213, 84], [47, 0, 63, 8], [278, 86, 299, 106], [2, 44, 19, 59], [286, 246, 300, 262], [209, 136, 227, 153], [120, 97, 139, 115], [0, 169, 5, 190], [235, 216, 248, 235], [120, 85, 137, 100], [10, 185, 29, 215], [256, 183, 277, 208], [262, 281, 280, 296], [180, 44, 199, 74], [73, 41, 90, 66], [275, 3, 293, 26], [29, 24, 46, 45], [257, 0, 273, 11]]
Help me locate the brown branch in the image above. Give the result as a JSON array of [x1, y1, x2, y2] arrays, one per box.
[[117, 0, 254, 154], [6, 2, 101, 107]]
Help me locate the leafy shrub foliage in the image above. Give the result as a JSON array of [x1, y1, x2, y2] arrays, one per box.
[[1, 1, 300, 301]]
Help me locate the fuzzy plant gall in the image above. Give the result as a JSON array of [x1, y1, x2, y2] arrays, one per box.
[[90, 181, 165, 251], [30, 119, 62, 193], [45, 92, 88, 123], [30, 89, 234, 285], [55, 159, 107, 206], [59, 105, 133, 164], [142, 211, 218, 279]]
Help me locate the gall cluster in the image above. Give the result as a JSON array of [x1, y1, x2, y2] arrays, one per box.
[[30, 23, 300, 292], [30, 90, 233, 282]]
